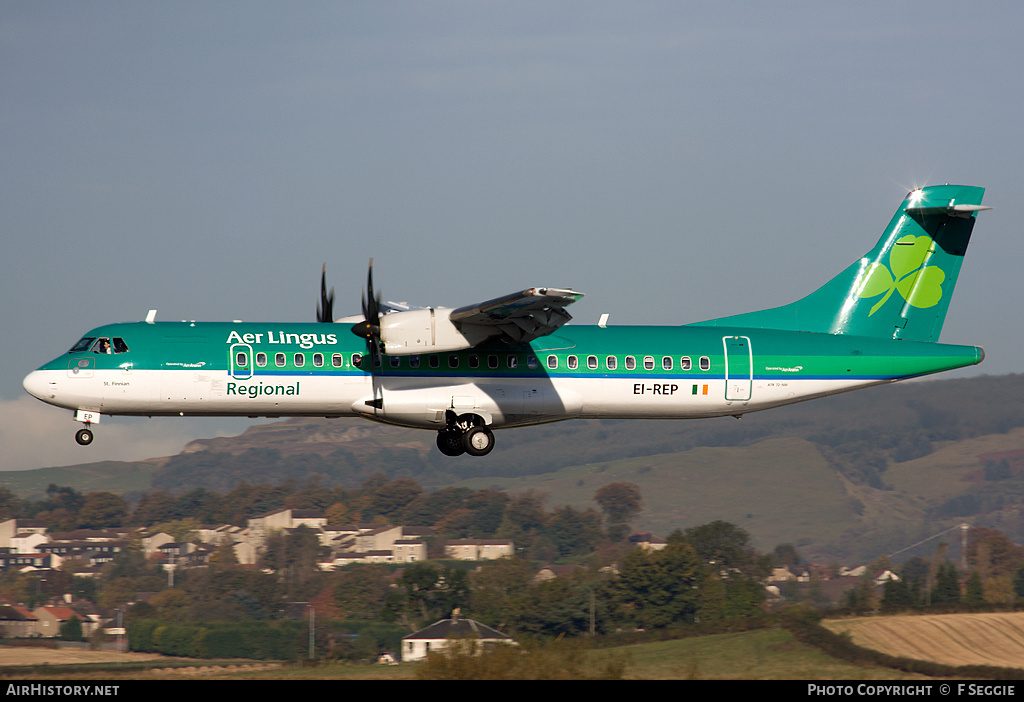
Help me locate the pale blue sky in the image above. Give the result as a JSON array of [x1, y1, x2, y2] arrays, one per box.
[[3, 1, 1023, 470]]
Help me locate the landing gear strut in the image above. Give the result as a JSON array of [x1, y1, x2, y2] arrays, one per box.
[[436, 412, 495, 457]]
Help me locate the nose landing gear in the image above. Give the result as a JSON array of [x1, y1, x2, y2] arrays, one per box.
[[73, 410, 100, 446], [75, 426, 94, 446]]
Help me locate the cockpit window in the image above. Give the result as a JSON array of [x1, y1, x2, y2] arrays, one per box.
[[69, 337, 96, 353], [92, 338, 112, 354], [112, 337, 129, 354]]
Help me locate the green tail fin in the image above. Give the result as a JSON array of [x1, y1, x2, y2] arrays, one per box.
[[692, 184, 989, 342]]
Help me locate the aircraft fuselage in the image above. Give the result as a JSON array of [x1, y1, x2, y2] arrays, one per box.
[[23, 320, 983, 434]]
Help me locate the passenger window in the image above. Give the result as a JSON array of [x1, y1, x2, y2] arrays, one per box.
[[332, 353, 343, 367], [680, 356, 692, 371], [625, 356, 636, 370], [429, 355, 440, 369], [662, 356, 672, 371], [699, 356, 711, 371], [643, 356, 655, 371], [294, 353, 305, 367], [448, 355, 459, 368], [587, 355, 598, 370], [527, 355, 539, 369], [236, 352, 248, 367], [567, 355, 578, 370], [390, 356, 400, 368], [314, 353, 324, 367], [352, 352, 362, 367], [469, 355, 480, 369], [547, 355, 558, 370], [256, 352, 268, 367], [606, 355, 617, 370], [488, 355, 499, 369], [112, 337, 129, 354], [276, 353, 286, 367], [410, 355, 421, 368], [507, 355, 518, 369]]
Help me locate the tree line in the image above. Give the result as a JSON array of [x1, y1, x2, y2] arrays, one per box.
[[0, 472, 778, 658]]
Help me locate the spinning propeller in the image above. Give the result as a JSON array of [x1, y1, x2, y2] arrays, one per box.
[[318, 261, 385, 408], [316, 264, 334, 323], [352, 258, 381, 347]]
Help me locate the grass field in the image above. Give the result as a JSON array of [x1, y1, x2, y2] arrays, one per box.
[[9, 613, 1024, 679], [0, 629, 922, 680]]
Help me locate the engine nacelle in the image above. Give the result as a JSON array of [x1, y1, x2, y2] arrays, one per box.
[[378, 308, 493, 355]]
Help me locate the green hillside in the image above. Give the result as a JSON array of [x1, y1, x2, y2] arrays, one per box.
[[455, 437, 858, 556], [0, 460, 162, 501]]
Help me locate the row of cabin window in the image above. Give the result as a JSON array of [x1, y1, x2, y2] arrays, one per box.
[[240, 350, 710, 373], [243, 351, 537, 370], [548, 355, 711, 372]]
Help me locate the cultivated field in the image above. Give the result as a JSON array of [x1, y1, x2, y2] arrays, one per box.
[[824, 612, 1024, 669], [0, 647, 165, 667]]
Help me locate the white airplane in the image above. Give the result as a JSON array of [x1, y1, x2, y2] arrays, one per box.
[[24, 184, 990, 456]]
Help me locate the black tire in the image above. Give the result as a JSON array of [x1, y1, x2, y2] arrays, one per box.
[[436, 431, 465, 456], [75, 428, 94, 446], [463, 426, 495, 457]]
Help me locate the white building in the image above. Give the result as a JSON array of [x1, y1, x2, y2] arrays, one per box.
[[443, 539, 514, 561], [402, 613, 515, 662]]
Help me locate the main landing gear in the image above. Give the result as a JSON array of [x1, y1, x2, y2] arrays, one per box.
[[436, 412, 495, 457]]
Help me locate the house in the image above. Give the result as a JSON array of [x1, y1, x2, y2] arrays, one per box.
[[32, 606, 83, 638], [391, 539, 427, 563], [402, 611, 516, 662], [352, 525, 405, 554], [0, 604, 37, 638], [0, 519, 47, 549], [11, 532, 49, 554], [142, 531, 176, 555], [443, 539, 514, 561], [0, 552, 59, 572], [629, 532, 667, 551], [768, 566, 798, 583], [248, 509, 326, 545], [874, 569, 900, 585]]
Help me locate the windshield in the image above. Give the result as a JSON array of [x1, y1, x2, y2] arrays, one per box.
[[69, 337, 95, 353]]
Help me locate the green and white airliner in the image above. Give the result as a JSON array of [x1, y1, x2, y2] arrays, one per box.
[[23, 184, 990, 456]]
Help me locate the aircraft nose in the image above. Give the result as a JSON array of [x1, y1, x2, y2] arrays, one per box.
[[23, 370, 54, 401]]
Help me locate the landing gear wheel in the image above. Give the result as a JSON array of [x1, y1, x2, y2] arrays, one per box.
[[463, 426, 495, 457], [75, 427, 94, 446], [436, 431, 465, 456]]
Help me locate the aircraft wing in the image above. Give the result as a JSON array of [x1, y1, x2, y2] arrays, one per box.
[[449, 287, 584, 344]]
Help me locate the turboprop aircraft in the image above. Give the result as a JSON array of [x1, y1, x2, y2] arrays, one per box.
[[23, 184, 991, 456]]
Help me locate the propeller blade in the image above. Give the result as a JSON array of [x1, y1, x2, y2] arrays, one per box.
[[349, 258, 384, 411], [351, 259, 383, 352], [317, 264, 335, 323], [366, 258, 380, 323]]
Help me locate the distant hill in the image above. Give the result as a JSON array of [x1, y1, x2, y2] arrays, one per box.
[[4, 373, 1024, 563]]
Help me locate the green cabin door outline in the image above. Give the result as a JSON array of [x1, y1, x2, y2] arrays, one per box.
[[230, 343, 254, 380], [723, 335, 752, 402]]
